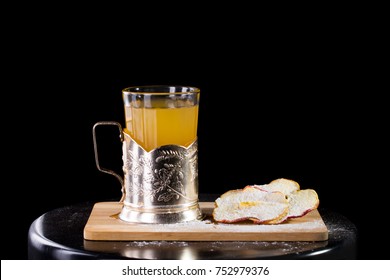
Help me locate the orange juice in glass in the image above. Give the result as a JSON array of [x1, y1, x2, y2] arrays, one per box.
[[122, 86, 200, 151]]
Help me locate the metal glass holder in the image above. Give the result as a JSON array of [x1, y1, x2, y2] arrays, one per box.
[[92, 121, 202, 224]]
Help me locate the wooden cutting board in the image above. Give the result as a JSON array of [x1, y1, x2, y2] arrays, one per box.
[[83, 202, 328, 241]]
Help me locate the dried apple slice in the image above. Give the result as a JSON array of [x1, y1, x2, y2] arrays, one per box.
[[212, 186, 289, 224], [254, 178, 319, 220], [285, 189, 319, 219], [254, 178, 300, 195]]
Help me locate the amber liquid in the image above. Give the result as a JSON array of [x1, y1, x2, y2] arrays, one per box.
[[125, 105, 198, 151]]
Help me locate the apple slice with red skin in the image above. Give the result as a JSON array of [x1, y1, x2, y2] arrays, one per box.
[[213, 186, 289, 224], [254, 178, 320, 220], [213, 178, 320, 224]]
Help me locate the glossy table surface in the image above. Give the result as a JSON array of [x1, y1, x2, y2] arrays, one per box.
[[28, 194, 357, 259]]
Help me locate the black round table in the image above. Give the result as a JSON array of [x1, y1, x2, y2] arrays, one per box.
[[28, 195, 357, 260]]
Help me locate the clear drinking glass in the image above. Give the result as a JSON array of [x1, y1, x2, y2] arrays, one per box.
[[122, 85, 200, 151]]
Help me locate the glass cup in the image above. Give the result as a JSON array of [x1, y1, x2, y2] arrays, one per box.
[[93, 85, 202, 224], [122, 85, 200, 151]]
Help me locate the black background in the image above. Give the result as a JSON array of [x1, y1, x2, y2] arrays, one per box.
[[2, 8, 388, 260]]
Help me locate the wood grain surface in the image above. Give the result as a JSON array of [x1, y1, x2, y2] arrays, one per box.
[[84, 202, 328, 241]]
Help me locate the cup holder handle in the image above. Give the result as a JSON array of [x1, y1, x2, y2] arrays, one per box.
[[92, 121, 125, 203]]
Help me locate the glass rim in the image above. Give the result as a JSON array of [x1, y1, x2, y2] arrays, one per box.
[[122, 85, 200, 95]]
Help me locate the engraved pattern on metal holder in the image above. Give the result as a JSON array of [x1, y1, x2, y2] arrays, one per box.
[[92, 121, 202, 224]]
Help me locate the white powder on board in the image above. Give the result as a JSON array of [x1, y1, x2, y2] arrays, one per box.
[[132, 213, 326, 233], [129, 241, 189, 247]]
